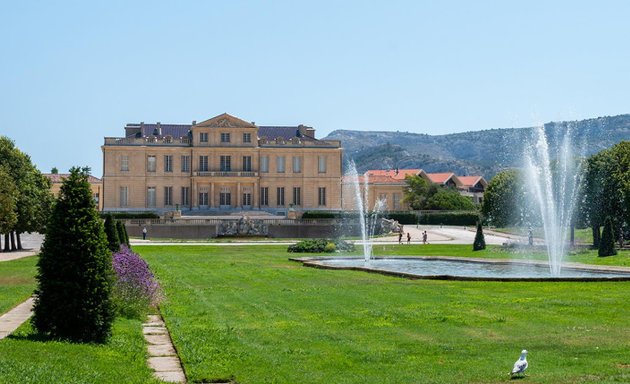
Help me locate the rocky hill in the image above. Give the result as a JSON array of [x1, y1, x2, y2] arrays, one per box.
[[324, 114, 630, 178]]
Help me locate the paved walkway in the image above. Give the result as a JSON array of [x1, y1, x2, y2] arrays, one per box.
[[144, 314, 186, 383], [0, 298, 34, 340], [0, 233, 43, 262]]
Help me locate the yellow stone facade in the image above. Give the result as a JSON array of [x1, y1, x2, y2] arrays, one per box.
[[102, 113, 343, 213], [43, 173, 103, 211]]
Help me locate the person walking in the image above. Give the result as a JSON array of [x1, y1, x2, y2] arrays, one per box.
[[407, 232, 411, 244], [422, 231, 428, 244], [142, 226, 147, 240], [398, 232, 403, 244]]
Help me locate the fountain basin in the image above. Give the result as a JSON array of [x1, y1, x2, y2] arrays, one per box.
[[291, 256, 630, 282]]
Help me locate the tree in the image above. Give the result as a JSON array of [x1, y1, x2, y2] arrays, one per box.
[[0, 166, 18, 250], [116, 220, 129, 247], [32, 167, 114, 343], [51, 167, 58, 174], [581, 142, 630, 247], [481, 169, 531, 227], [0, 136, 53, 250], [402, 175, 430, 210], [598, 216, 617, 257], [104, 214, 120, 252], [473, 221, 486, 251], [403, 175, 477, 211]]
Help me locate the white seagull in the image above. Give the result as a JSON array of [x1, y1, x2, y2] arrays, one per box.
[[510, 349, 528, 377]]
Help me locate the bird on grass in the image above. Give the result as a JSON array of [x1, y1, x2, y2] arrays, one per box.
[[510, 349, 528, 378]]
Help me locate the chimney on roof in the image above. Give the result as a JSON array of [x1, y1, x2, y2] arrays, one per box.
[[153, 122, 162, 136], [298, 124, 316, 139], [192, 120, 196, 126], [251, 121, 255, 125]]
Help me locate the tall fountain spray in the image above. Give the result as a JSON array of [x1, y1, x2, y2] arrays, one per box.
[[523, 126, 585, 276], [347, 161, 386, 263]]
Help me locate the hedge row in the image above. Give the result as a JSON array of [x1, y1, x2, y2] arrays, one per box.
[[100, 212, 160, 219], [301, 211, 479, 226]]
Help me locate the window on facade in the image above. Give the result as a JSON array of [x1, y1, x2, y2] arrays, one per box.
[[181, 155, 190, 172], [260, 187, 269, 206], [199, 156, 208, 172], [292, 156, 301, 173], [318, 155, 327, 173], [164, 186, 173, 206], [220, 132, 230, 143], [93, 193, 99, 207], [121, 155, 129, 172], [276, 156, 285, 173], [242, 187, 252, 207], [181, 186, 190, 206], [199, 192, 208, 206], [318, 187, 326, 206], [147, 187, 156, 207], [243, 133, 251, 143], [119, 186, 128, 207], [292, 187, 301, 206], [147, 155, 156, 172], [220, 155, 231, 172], [260, 156, 269, 173], [220, 187, 231, 206], [277, 187, 285, 206], [393, 193, 401, 210], [242, 156, 252, 172], [164, 155, 173, 172], [200, 132, 208, 142]]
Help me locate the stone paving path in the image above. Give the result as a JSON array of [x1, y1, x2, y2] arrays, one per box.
[[0, 298, 34, 340], [143, 314, 186, 383]]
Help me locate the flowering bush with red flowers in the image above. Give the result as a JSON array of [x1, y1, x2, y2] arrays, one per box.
[[112, 245, 162, 318]]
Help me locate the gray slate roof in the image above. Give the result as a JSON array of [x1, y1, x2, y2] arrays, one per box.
[[125, 123, 318, 141]]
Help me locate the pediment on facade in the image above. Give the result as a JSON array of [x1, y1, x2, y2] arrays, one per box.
[[195, 113, 257, 128]]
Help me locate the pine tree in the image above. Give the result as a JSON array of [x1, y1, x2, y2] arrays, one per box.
[[32, 167, 114, 343], [473, 221, 486, 251], [116, 220, 129, 247], [104, 214, 120, 252], [598, 216, 617, 257]]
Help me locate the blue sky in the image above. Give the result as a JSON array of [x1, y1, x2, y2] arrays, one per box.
[[1, 1, 629, 176]]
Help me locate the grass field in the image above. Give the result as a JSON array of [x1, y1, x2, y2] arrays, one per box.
[[0, 256, 37, 314], [138, 244, 630, 384], [0, 255, 159, 384]]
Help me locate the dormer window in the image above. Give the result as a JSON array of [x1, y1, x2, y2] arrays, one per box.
[[221, 133, 231, 143]]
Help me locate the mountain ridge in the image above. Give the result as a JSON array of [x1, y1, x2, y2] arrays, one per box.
[[324, 114, 630, 178]]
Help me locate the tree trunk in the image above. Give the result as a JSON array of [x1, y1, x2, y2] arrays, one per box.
[[592, 224, 600, 248], [3, 233, 9, 252], [10, 231, 16, 251], [16, 232, 22, 250]]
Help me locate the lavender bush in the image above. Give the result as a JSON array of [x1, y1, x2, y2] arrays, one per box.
[[112, 245, 162, 319]]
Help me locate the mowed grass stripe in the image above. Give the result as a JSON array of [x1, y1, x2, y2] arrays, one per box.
[[138, 245, 630, 384]]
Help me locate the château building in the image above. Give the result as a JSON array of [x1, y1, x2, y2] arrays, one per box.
[[102, 113, 343, 213]]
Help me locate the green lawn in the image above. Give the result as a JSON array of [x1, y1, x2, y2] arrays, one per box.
[[0, 256, 37, 314], [0, 256, 159, 384], [138, 244, 630, 384]]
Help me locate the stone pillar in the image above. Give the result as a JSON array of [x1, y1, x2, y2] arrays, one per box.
[[210, 183, 215, 208], [237, 182, 242, 208]]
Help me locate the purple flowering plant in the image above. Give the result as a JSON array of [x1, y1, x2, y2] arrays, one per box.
[[112, 245, 162, 318]]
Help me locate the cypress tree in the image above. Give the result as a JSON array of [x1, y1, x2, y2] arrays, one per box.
[[473, 221, 486, 251], [32, 167, 114, 343], [104, 213, 120, 252], [598, 216, 617, 257], [116, 220, 129, 247]]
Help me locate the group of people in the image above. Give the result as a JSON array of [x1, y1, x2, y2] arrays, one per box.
[[398, 229, 429, 245]]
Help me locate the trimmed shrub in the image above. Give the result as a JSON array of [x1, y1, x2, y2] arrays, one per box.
[[288, 239, 355, 253], [112, 245, 161, 319], [418, 211, 479, 226], [116, 220, 129, 247], [100, 212, 160, 219], [385, 212, 418, 225], [598, 216, 617, 257], [104, 214, 120, 252], [473, 222, 486, 251], [32, 167, 114, 343]]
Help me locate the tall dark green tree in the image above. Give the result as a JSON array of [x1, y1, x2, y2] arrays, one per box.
[[32, 167, 114, 343], [116, 220, 129, 247], [598, 216, 617, 257], [481, 169, 528, 227], [104, 214, 120, 252], [473, 221, 486, 251]]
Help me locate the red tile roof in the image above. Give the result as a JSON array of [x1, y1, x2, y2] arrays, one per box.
[[424, 172, 455, 184], [365, 169, 423, 180], [457, 176, 484, 187]]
